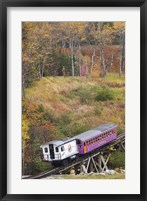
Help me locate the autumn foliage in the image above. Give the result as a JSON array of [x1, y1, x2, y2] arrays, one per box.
[[22, 22, 125, 175]]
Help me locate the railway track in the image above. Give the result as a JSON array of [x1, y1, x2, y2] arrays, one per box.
[[25, 133, 125, 179]]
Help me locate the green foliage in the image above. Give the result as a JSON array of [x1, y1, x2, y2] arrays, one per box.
[[67, 85, 115, 104], [31, 156, 52, 175], [108, 151, 125, 169], [38, 104, 45, 113], [76, 87, 94, 104], [94, 103, 102, 116], [67, 85, 115, 103], [57, 53, 72, 76], [57, 112, 72, 125], [55, 113, 72, 136], [71, 122, 92, 136], [66, 87, 95, 104], [95, 87, 114, 101], [43, 51, 73, 77]]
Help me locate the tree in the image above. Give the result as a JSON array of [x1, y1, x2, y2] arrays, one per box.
[[22, 114, 29, 175], [113, 22, 125, 76]]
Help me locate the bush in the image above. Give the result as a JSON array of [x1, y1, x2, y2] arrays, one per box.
[[94, 103, 102, 116], [71, 122, 92, 136], [95, 87, 114, 101], [57, 112, 72, 125], [75, 87, 94, 104], [38, 104, 45, 113], [108, 151, 125, 169], [55, 113, 72, 136], [31, 156, 52, 175], [41, 110, 57, 122]]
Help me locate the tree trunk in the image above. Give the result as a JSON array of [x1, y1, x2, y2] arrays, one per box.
[[101, 48, 107, 77], [110, 51, 114, 72], [98, 22, 107, 77], [78, 40, 82, 76], [70, 39, 74, 76], [85, 56, 88, 79], [119, 33, 124, 76], [38, 63, 42, 79], [91, 48, 96, 75]]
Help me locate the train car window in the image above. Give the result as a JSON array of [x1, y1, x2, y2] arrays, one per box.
[[61, 146, 65, 151], [77, 140, 81, 144], [55, 147, 59, 152], [44, 147, 48, 153]]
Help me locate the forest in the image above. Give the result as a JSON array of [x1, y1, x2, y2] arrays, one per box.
[[22, 22, 125, 176]]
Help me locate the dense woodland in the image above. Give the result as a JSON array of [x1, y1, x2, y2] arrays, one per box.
[[22, 22, 125, 176]]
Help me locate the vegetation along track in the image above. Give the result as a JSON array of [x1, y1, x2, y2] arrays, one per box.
[[25, 133, 125, 179]]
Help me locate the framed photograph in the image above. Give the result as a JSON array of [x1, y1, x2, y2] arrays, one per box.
[[0, 0, 146, 200]]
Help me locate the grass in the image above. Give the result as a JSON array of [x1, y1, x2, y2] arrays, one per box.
[[49, 173, 125, 179], [25, 73, 125, 136]]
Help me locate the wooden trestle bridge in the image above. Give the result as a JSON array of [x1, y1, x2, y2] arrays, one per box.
[[25, 133, 125, 179]]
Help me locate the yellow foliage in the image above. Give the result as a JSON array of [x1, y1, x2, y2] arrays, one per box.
[[22, 115, 29, 141]]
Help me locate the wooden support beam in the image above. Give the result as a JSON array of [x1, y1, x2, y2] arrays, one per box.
[[92, 157, 99, 173], [100, 154, 110, 171], [86, 157, 91, 172], [95, 161, 103, 172]]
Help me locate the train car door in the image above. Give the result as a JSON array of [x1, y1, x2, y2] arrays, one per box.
[[84, 142, 87, 153], [49, 144, 55, 159]]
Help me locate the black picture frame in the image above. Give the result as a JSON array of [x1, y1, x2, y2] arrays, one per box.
[[0, 0, 146, 200]]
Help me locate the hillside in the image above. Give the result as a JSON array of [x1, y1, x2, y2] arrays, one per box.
[[22, 73, 125, 175]]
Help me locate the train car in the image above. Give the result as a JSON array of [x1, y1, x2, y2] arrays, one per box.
[[74, 124, 117, 155], [40, 138, 79, 165], [40, 124, 117, 165]]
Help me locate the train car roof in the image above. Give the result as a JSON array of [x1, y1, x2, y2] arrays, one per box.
[[41, 124, 117, 147], [41, 138, 76, 147], [72, 124, 117, 142]]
